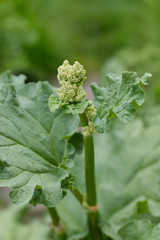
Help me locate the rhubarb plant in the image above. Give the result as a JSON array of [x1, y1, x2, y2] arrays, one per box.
[[0, 61, 158, 240]]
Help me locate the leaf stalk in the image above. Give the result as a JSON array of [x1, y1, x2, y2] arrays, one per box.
[[48, 207, 67, 240]]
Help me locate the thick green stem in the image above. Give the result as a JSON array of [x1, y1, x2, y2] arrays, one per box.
[[87, 211, 103, 240], [79, 113, 102, 240], [84, 135, 97, 206], [48, 207, 67, 240], [79, 113, 97, 206]]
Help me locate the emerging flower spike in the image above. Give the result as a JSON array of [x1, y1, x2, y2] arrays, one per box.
[[57, 60, 86, 103], [48, 60, 97, 136]]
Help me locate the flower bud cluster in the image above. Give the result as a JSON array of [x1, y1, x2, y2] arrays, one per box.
[[56, 60, 97, 136], [83, 121, 96, 136], [85, 100, 97, 120], [82, 101, 97, 136], [57, 81, 86, 103], [58, 60, 86, 84], [57, 60, 86, 103]]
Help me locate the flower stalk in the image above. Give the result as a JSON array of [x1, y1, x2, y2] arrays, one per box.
[[79, 113, 97, 206], [79, 112, 102, 240]]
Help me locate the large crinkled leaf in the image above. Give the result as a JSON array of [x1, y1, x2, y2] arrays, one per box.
[[95, 112, 160, 234], [91, 71, 151, 133], [66, 106, 160, 239], [0, 72, 79, 207], [0, 205, 56, 240]]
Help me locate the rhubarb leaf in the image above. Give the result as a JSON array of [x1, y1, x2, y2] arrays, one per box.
[[68, 107, 160, 239], [0, 72, 79, 207], [91, 71, 151, 133]]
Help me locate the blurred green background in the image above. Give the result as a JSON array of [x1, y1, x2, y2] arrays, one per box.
[[0, 0, 160, 93]]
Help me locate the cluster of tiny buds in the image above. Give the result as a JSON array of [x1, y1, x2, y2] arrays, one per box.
[[58, 60, 86, 84], [57, 60, 86, 103], [85, 100, 97, 121], [57, 60, 97, 136], [82, 121, 96, 136], [82, 101, 97, 136], [57, 81, 86, 103]]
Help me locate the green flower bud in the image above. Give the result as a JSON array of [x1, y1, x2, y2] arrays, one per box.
[[57, 60, 86, 84], [57, 81, 86, 103], [83, 121, 96, 136], [74, 85, 86, 102], [85, 101, 97, 120]]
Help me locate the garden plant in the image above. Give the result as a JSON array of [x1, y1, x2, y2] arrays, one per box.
[[1, 60, 160, 240]]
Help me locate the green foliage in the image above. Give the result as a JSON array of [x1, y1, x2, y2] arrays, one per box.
[[96, 114, 160, 237], [91, 71, 151, 133], [0, 71, 79, 207], [47, 94, 60, 113], [101, 45, 160, 105], [118, 220, 160, 240], [0, 68, 158, 239], [69, 133, 83, 155], [49, 95, 90, 115], [61, 100, 90, 115], [60, 108, 160, 239]]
